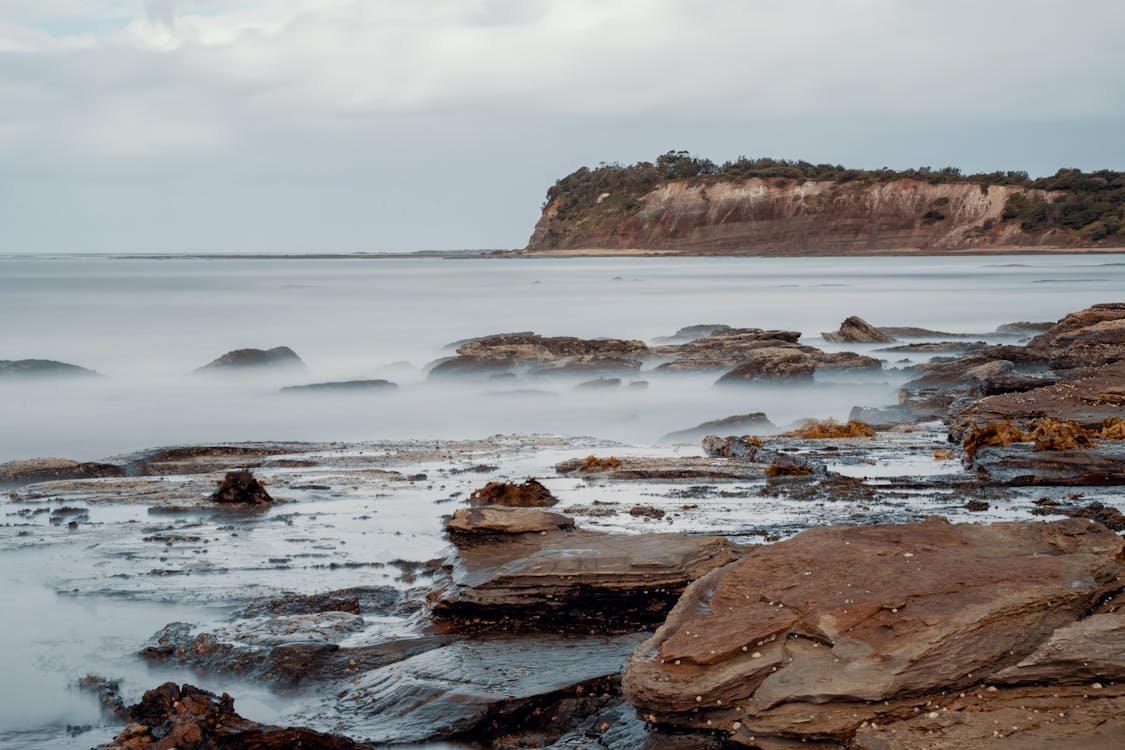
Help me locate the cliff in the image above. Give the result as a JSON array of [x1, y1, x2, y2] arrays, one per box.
[[525, 159, 1125, 254]]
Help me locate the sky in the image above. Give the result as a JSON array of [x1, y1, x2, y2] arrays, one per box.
[[1, 0, 1123, 253]]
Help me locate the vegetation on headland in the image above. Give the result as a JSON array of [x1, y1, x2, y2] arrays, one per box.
[[544, 151, 1125, 241]]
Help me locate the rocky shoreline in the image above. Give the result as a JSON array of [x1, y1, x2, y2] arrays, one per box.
[[1, 302, 1123, 749]]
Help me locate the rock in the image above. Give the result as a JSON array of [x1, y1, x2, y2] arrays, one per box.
[[629, 505, 666, 520], [950, 360, 1125, 440], [234, 586, 401, 619], [97, 682, 365, 749], [897, 345, 1053, 419], [468, 478, 558, 507], [0, 457, 124, 486], [660, 413, 775, 444], [652, 329, 803, 371], [650, 324, 734, 344], [431, 529, 741, 633], [325, 635, 645, 745], [848, 404, 916, 428], [0, 359, 100, 378], [1027, 302, 1125, 369], [575, 376, 622, 389], [993, 613, 1125, 685], [121, 444, 305, 475], [209, 470, 273, 504], [781, 418, 876, 438], [429, 333, 648, 377], [447, 505, 576, 539], [715, 348, 816, 383], [78, 675, 128, 719], [196, 346, 305, 372], [878, 340, 990, 353], [556, 454, 765, 480], [970, 442, 1125, 485], [822, 315, 894, 343], [280, 379, 397, 393], [996, 320, 1055, 335], [623, 519, 1125, 747]]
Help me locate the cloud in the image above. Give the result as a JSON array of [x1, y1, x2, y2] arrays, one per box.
[[0, 1, 1123, 251]]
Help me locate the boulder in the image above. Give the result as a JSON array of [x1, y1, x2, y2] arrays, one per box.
[[431, 529, 741, 633], [822, 315, 893, 343], [209, 470, 273, 504], [897, 345, 1052, 419], [575, 376, 622, 390], [196, 346, 305, 372], [715, 348, 816, 383], [467, 478, 558, 507], [98, 682, 364, 749], [0, 359, 100, 378], [623, 518, 1125, 747], [660, 413, 775, 444], [429, 333, 648, 377], [280, 379, 396, 393]]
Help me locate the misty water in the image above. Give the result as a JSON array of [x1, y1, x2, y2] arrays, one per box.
[[3, 253, 1124, 463], [1, 252, 1124, 748]]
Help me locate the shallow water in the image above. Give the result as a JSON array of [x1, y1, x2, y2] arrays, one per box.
[[1, 253, 1123, 462]]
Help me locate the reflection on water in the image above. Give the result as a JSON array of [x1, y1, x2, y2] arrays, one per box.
[[1, 253, 1122, 463]]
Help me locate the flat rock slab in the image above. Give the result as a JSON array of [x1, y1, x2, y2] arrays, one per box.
[[972, 442, 1125, 485], [556, 456, 766, 480], [324, 635, 647, 745], [433, 530, 741, 632], [623, 518, 1125, 746]]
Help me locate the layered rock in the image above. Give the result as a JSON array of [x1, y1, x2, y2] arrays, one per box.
[[714, 348, 816, 383], [430, 333, 648, 377], [623, 518, 1125, 747], [1026, 302, 1125, 369], [822, 315, 893, 343], [660, 413, 774, 444], [0, 457, 124, 486]]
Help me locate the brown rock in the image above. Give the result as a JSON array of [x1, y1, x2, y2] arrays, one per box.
[[822, 315, 893, 343], [623, 519, 1125, 746], [98, 682, 365, 749], [209, 470, 272, 504], [0, 457, 124, 486], [447, 506, 575, 539], [715, 348, 816, 383], [429, 333, 648, 376], [467, 478, 558, 507], [660, 413, 774, 444], [1027, 302, 1125, 369]]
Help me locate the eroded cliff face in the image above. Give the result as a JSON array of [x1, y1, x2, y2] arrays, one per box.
[[526, 177, 1099, 253]]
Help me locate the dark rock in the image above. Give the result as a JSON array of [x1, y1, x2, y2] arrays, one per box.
[[0, 457, 124, 487], [196, 346, 305, 372], [996, 320, 1055, 335], [78, 675, 128, 720], [209, 470, 273, 504], [468, 478, 558, 507], [125, 444, 303, 476], [822, 315, 893, 343], [0, 359, 100, 378], [879, 340, 990, 353], [1063, 501, 1125, 530], [280, 379, 396, 393], [660, 413, 774, 444], [429, 333, 648, 377], [235, 587, 401, 618], [97, 682, 366, 749], [628, 505, 666, 520], [970, 442, 1125, 486], [575, 376, 622, 390], [328, 636, 645, 746], [964, 499, 990, 512], [623, 519, 1125, 747], [650, 324, 733, 344]]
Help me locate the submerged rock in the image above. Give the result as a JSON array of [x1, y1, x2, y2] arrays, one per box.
[[196, 346, 305, 372], [660, 413, 774, 444], [623, 518, 1125, 747], [209, 470, 273, 504], [280, 379, 396, 393], [822, 315, 893, 343], [430, 333, 648, 377], [0, 359, 100, 378], [468, 477, 558, 507], [575, 376, 622, 389], [97, 682, 365, 749]]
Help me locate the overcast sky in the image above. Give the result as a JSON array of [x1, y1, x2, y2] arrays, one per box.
[[1, 0, 1123, 253]]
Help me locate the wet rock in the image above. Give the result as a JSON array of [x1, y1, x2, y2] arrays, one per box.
[[628, 505, 666, 520], [468, 478, 559, 507], [950, 360, 1125, 440], [1027, 302, 1125, 369], [996, 320, 1055, 335], [650, 323, 733, 344], [964, 499, 990, 511], [652, 329, 802, 372], [78, 675, 128, 719], [781, 418, 876, 439], [897, 345, 1052, 419], [715, 348, 816, 383], [970, 442, 1125, 486], [326, 635, 644, 746], [660, 413, 774, 444], [0, 358, 100, 378], [432, 529, 741, 633], [0, 457, 124, 486], [556, 454, 764, 480], [448, 505, 576, 539], [196, 346, 306, 372], [623, 518, 1125, 747], [125, 444, 306, 476], [235, 586, 401, 618], [430, 333, 648, 377], [97, 682, 365, 749], [822, 315, 893, 343], [575, 376, 622, 389], [879, 340, 990, 353], [280, 379, 397, 393], [209, 470, 273, 504], [1062, 500, 1125, 530], [848, 404, 916, 428]]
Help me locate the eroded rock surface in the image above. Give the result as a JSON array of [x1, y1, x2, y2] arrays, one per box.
[[0, 457, 124, 486], [624, 518, 1125, 747], [430, 333, 648, 377], [823, 315, 893, 343]]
